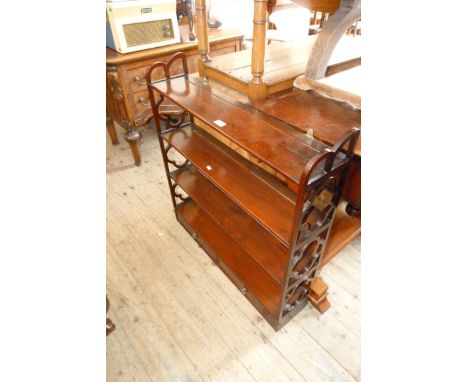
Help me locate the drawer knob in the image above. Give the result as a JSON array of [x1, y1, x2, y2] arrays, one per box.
[[133, 76, 147, 85], [138, 98, 151, 107]]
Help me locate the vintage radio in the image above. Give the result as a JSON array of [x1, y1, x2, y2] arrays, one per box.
[[106, 0, 180, 54]]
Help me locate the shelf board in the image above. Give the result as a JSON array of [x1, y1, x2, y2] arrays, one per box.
[[176, 200, 282, 317], [151, 77, 330, 186], [321, 202, 361, 267], [163, 124, 296, 246], [171, 165, 288, 284], [250, 87, 361, 156]]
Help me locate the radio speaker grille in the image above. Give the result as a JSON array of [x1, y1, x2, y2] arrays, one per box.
[[123, 19, 174, 47]]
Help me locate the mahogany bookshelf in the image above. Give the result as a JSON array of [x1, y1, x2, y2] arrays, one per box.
[[146, 53, 360, 330]]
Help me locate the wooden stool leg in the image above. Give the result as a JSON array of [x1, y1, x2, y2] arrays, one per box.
[[122, 121, 142, 166], [248, 0, 268, 101], [195, 0, 210, 76], [309, 277, 331, 314], [106, 114, 119, 145]]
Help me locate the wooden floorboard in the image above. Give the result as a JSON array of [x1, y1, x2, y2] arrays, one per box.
[[106, 124, 361, 381]]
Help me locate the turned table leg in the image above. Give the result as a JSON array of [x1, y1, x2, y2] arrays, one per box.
[[121, 120, 142, 166], [195, 0, 211, 77], [106, 114, 119, 145], [248, 0, 268, 101]]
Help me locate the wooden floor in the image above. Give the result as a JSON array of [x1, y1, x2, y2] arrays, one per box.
[[106, 123, 361, 382]]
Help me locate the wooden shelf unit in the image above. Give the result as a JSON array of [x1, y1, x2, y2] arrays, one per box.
[[146, 53, 360, 330]]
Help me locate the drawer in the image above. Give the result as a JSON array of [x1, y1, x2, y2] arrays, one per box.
[[125, 66, 154, 93], [128, 90, 154, 126]]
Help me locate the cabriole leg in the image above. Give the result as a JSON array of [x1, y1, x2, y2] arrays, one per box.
[[122, 120, 142, 166]]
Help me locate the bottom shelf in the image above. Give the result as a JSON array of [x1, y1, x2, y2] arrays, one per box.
[[176, 199, 282, 325], [321, 202, 361, 267]]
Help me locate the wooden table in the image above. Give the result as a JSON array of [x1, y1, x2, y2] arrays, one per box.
[[106, 27, 243, 165]]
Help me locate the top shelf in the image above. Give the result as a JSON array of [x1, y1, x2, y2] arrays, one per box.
[[151, 76, 332, 186]]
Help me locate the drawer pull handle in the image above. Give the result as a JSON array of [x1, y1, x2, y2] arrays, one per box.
[[138, 98, 151, 107], [133, 76, 147, 85]]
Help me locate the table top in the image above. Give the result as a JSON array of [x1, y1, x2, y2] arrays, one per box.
[[106, 26, 244, 65]]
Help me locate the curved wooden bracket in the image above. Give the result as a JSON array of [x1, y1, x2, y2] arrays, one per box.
[[146, 52, 189, 132], [146, 52, 192, 209], [145, 52, 189, 82]]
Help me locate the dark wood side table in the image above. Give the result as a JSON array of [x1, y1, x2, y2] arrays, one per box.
[[106, 27, 243, 166]]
